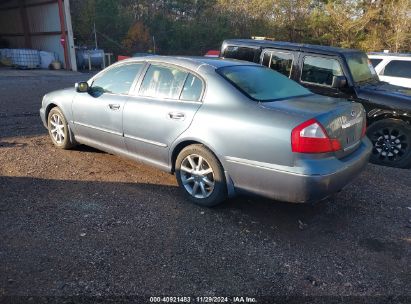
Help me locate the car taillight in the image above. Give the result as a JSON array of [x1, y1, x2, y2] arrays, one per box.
[[361, 119, 367, 138], [291, 119, 342, 153]]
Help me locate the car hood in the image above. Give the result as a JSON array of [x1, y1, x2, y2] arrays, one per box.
[[356, 82, 411, 112], [44, 87, 76, 100]]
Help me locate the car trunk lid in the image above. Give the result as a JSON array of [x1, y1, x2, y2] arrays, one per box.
[[259, 95, 365, 157]]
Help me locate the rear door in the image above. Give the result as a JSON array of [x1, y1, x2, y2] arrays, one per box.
[[123, 63, 204, 166], [71, 63, 144, 150]]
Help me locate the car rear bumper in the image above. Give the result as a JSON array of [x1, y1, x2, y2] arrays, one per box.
[[225, 137, 372, 203]]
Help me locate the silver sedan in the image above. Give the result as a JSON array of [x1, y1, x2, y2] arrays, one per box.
[[40, 56, 372, 206]]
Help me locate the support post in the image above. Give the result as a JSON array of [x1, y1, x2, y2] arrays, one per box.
[[63, 0, 77, 71], [19, 0, 31, 48], [57, 0, 70, 70]]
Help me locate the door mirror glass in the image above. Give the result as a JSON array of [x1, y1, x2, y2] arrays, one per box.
[[75, 82, 89, 93], [331, 75, 347, 88]]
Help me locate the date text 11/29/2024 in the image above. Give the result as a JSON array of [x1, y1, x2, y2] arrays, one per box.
[[149, 296, 257, 303]]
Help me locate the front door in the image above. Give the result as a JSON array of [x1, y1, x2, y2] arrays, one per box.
[[298, 55, 350, 99], [71, 63, 145, 150], [123, 63, 204, 167]]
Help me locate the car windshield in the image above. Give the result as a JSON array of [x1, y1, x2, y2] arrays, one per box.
[[217, 65, 312, 102], [345, 52, 378, 84]]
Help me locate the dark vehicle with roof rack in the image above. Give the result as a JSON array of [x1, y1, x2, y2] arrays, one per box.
[[220, 39, 411, 168]]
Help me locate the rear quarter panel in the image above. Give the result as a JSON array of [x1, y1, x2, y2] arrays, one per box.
[[173, 71, 305, 170]]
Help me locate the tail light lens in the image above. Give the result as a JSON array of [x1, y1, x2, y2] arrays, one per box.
[[361, 119, 367, 138], [291, 119, 341, 153]]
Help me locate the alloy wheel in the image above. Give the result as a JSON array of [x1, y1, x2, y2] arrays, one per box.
[[50, 113, 65, 144], [180, 154, 215, 199], [371, 127, 408, 161]]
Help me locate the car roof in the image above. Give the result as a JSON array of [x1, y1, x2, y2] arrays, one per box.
[[222, 39, 362, 56], [368, 52, 411, 59], [118, 55, 257, 71]]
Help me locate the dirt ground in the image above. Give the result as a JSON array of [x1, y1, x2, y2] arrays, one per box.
[[0, 69, 410, 303]]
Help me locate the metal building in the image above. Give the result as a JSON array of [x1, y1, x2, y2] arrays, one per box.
[[0, 0, 77, 71]]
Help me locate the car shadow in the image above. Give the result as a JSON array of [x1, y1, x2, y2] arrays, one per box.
[[1, 175, 408, 296], [0, 140, 28, 148], [0, 175, 357, 240]]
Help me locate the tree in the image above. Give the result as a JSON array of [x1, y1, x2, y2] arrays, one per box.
[[122, 21, 152, 53], [383, 0, 411, 52]]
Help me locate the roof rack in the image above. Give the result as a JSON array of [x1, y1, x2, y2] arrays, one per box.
[[251, 36, 275, 41], [368, 52, 411, 57]]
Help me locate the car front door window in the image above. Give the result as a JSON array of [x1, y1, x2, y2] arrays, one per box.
[[301, 56, 343, 87], [91, 63, 144, 96]]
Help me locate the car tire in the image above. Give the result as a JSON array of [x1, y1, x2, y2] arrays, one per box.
[[47, 107, 75, 149], [367, 118, 411, 168], [175, 144, 227, 207]]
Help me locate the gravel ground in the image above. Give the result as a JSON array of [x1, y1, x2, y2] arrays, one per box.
[[0, 69, 410, 303]]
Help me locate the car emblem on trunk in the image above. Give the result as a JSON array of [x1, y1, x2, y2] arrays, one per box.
[[351, 110, 356, 117]]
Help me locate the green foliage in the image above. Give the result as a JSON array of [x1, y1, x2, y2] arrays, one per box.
[[70, 0, 411, 55]]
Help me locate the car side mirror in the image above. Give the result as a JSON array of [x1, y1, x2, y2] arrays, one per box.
[[331, 75, 347, 89], [75, 82, 89, 93]]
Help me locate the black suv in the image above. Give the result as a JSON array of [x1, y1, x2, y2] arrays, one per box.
[[221, 39, 411, 168]]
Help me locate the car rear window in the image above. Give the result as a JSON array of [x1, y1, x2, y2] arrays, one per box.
[[217, 65, 311, 102]]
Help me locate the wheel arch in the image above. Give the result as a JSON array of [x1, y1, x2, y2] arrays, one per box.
[[170, 138, 236, 198], [170, 139, 222, 173], [367, 108, 411, 126], [45, 102, 58, 120], [45, 102, 77, 145]]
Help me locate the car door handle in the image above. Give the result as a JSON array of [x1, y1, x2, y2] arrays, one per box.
[[168, 112, 185, 120], [109, 104, 120, 110]]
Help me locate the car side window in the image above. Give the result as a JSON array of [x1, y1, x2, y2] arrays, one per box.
[[180, 74, 203, 101], [139, 65, 188, 99], [261, 51, 293, 77], [382, 60, 411, 78], [91, 63, 144, 95], [223, 46, 261, 63], [301, 56, 343, 86], [369, 58, 382, 68]]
